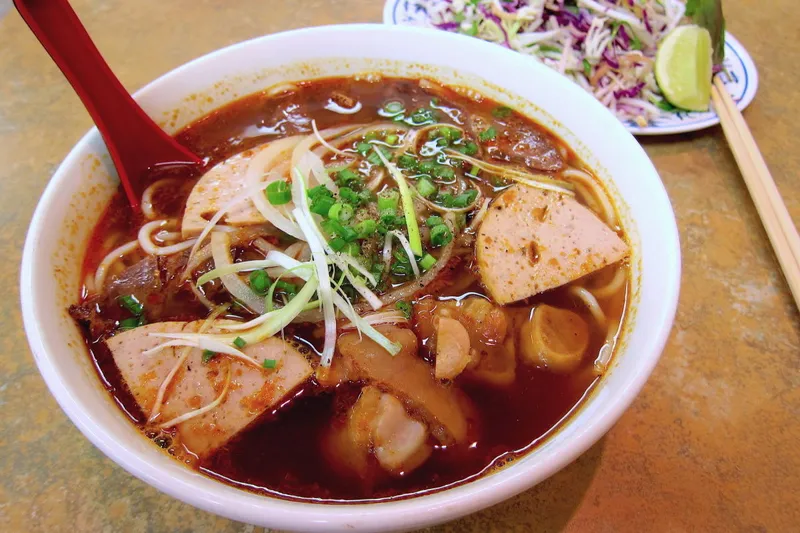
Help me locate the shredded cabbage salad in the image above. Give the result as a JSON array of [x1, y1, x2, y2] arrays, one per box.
[[419, 0, 687, 126]]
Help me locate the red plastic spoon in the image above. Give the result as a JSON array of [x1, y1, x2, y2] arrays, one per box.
[[14, 0, 201, 211]]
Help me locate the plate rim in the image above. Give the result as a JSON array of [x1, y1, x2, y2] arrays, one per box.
[[382, 0, 759, 136]]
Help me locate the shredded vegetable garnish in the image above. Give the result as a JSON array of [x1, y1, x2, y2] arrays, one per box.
[[418, 0, 687, 125]]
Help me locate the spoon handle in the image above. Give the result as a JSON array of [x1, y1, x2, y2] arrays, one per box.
[[14, 0, 200, 210]]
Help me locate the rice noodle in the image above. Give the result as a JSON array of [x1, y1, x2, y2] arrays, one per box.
[[594, 319, 621, 375], [265, 82, 298, 97], [561, 168, 617, 227], [139, 220, 197, 255], [94, 239, 139, 290], [467, 198, 491, 232], [569, 285, 606, 327], [590, 266, 627, 299], [210, 231, 265, 314], [140, 178, 180, 220]]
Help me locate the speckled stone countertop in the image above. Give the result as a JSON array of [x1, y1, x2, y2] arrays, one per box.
[[1, 1, 798, 531]]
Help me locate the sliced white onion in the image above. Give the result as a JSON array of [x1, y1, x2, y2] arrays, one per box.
[[293, 207, 337, 367], [311, 119, 349, 156], [244, 137, 305, 240], [325, 99, 362, 114], [210, 231, 265, 314]]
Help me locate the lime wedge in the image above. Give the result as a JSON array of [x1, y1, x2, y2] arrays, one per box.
[[655, 25, 713, 112]]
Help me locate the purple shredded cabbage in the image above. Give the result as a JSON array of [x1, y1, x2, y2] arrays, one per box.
[[614, 82, 645, 99], [435, 21, 461, 30], [603, 49, 620, 69], [642, 10, 652, 33], [499, 0, 525, 14], [617, 24, 631, 48]]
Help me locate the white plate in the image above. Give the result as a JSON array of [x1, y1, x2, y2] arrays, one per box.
[[383, 0, 758, 136]]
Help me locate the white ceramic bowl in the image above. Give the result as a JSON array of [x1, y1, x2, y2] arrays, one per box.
[[20, 24, 680, 532]]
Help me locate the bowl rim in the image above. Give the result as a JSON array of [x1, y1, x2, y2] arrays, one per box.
[[20, 23, 681, 532]]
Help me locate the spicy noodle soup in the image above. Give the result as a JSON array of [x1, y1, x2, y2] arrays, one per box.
[[70, 77, 630, 502]]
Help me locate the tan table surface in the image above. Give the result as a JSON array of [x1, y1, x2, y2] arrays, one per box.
[[1, 1, 798, 531]]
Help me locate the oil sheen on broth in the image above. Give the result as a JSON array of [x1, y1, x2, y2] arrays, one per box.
[[69, 77, 630, 502]]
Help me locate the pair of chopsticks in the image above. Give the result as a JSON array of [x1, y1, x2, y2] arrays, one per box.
[[710, 77, 800, 310]]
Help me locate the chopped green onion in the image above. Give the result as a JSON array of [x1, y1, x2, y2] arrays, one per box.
[[335, 168, 362, 188], [407, 107, 438, 126], [118, 316, 145, 331], [307, 185, 331, 200], [430, 224, 453, 247], [492, 106, 513, 119], [265, 180, 291, 205], [342, 242, 361, 256], [358, 189, 375, 204], [395, 301, 413, 319], [433, 165, 456, 180], [385, 133, 399, 145], [233, 337, 247, 349], [118, 295, 144, 316], [479, 127, 497, 142], [463, 142, 479, 156], [453, 189, 478, 208], [419, 254, 437, 271], [468, 164, 481, 176], [328, 202, 354, 222], [329, 237, 347, 252], [382, 100, 405, 116], [274, 280, 298, 296], [397, 154, 418, 170], [249, 270, 272, 295], [310, 195, 335, 217], [262, 358, 277, 369], [340, 225, 358, 242], [417, 160, 436, 175], [356, 142, 372, 156], [338, 187, 359, 205], [417, 177, 437, 198], [377, 189, 400, 211], [366, 146, 392, 166], [355, 219, 377, 238], [436, 192, 455, 208], [202, 350, 217, 364], [426, 215, 444, 227], [582, 58, 592, 78]]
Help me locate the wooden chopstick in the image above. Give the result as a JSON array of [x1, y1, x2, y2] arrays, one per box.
[[710, 76, 800, 310]]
